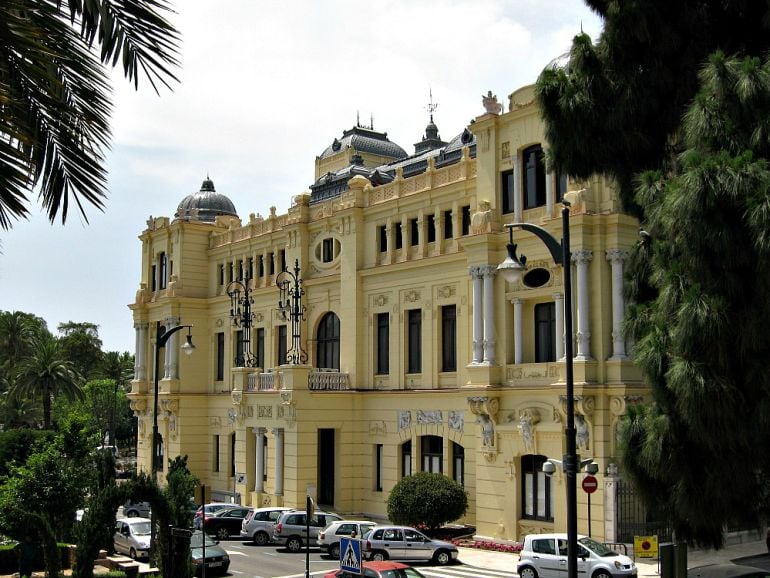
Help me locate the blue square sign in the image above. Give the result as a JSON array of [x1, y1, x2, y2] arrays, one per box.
[[340, 537, 362, 574]]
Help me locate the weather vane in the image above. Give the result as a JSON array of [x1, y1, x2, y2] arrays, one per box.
[[426, 88, 438, 121]]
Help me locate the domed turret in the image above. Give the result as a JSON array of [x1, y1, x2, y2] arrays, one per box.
[[175, 177, 238, 223]]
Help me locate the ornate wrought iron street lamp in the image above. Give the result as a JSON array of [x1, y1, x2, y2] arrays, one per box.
[[497, 200, 580, 578], [227, 277, 255, 367], [276, 258, 307, 364]]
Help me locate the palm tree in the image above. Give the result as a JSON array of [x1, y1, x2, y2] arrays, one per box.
[[0, 310, 46, 376], [99, 351, 135, 445], [12, 334, 83, 429], [0, 0, 180, 229]]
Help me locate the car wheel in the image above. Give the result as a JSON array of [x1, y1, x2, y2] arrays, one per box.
[[433, 550, 451, 565], [129, 548, 137, 560], [287, 537, 303, 552], [253, 531, 269, 546], [126, 510, 138, 518], [216, 528, 229, 540], [520, 566, 538, 578], [371, 551, 388, 562], [330, 543, 340, 559], [593, 571, 612, 578]]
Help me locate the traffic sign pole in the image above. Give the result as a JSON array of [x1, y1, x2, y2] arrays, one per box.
[[582, 475, 598, 537]]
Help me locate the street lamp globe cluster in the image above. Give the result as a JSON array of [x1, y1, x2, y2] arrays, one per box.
[[497, 200, 580, 578]]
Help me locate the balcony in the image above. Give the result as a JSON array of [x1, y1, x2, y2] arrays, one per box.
[[245, 368, 350, 391]]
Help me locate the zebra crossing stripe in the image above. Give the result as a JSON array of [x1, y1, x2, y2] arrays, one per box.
[[419, 565, 516, 578]]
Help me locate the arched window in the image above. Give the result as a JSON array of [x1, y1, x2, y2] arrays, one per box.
[[316, 312, 340, 370]]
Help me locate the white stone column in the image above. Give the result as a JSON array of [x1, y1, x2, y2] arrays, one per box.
[[470, 266, 484, 363], [482, 265, 497, 364], [513, 152, 522, 222], [253, 427, 265, 493], [553, 293, 565, 360], [606, 249, 629, 359], [134, 323, 148, 381], [545, 148, 555, 216], [273, 428, 284, 496], [513, 298, 523, 364], [572, 251, 593, 360]]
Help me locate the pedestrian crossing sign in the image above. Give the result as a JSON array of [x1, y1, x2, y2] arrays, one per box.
[[340, 537, 362, 574]]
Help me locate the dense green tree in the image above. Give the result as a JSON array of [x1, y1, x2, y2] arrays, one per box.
[[12, 332, 83, 428], [0, 428, 54, 477], [386, 472, 468, 531], [57, 321, 104, 380], [0, 0, 180, 229], [536, 2, 770, 547], [162, 456, 198, 578], [0, 311, 47, 380], [99, 350, 135, 445]]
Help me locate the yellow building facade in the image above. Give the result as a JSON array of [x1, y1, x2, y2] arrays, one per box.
[[128, 84, 647, 543]]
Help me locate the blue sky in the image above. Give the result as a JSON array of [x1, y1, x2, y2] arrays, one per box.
[[0, 0, 603, 353]]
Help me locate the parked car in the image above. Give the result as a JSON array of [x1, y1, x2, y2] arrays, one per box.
[[124, 500, 151, 518], [324, 561, 427, 578], [240, 506, 292, 545], [517, 533, 636, 578], [193, 502, 238, 528], [272, 509, 344, 552], [362, 525, 458, 566], [318, 520, 376, 559], [201, 506, 252, 540], [688, 565, 770, 578], [191, 530, 230, 576], [113, 517, 151, 560]]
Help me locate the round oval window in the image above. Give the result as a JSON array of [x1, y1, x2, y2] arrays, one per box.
[[523, 268, 550, 288]]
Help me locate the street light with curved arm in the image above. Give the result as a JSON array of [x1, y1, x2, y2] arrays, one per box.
[[227, 277, 255, 367], [498, 201, 579, 578]]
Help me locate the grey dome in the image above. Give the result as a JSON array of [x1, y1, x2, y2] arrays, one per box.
[[319, 126, 407, 160], [175, 178, 238, 222]]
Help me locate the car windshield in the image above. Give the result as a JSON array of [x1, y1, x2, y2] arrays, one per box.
[[131, 522, 151, 536], [190, 532, 218, 548], [579, 537, 617, 557], [380, 569, 426, 578]]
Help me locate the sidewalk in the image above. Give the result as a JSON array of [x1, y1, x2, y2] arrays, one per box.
[[457, 537, 770, 576]]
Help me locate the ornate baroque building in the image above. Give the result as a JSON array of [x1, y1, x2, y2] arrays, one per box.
[[128, 83, 646, 542]]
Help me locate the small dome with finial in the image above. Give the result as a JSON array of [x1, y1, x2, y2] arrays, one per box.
[[175, 177, 238, 222]]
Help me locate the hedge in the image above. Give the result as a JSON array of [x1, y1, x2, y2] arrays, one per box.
[[0, 542, 73, 574]]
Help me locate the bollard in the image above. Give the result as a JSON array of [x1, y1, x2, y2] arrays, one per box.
[[660, 542, 675, 578]]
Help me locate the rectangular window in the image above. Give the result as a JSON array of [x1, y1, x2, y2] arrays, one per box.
[[378, 225, 388, 252], [235, 329, 245, 367], [461, 205, 471, 235], [322, 238, 334, 262], [401, 440, 412, 478], [409, 218, 419, 246], [427, 214, 436, 243], [262, 436, 268, 482], [502, 169, 515, 214], [248, 257, 254, 280], [407, 309, 422, 374], [216, 332, 225, 381], [218, 264, 224, 286], [268, 252, 275, 275], [159, 253, 167, 290], [395, 222, 403, 249], [535, 302, 557, 362], [375, 444, 383, 492], [227, 261, 233, 284], [259, 255, 265, 277], [255, 328, 265, 368], [279, 249, 286, 272], [213, 434, 220, 472], [522, 455, 553, 521], [278, 325, 287, 365], [421, 436, 443, 473], [237, 259, 243, 281], [151, 264, 157, 292], [376, 312, 389, 375], [523, 145, 546, 209], [441, 305, 457, 372], [452, 443, 464, 486], [443, 209, 453, 240]]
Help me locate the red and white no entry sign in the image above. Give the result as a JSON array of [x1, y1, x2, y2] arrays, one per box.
[[582, 474, 598, 494]]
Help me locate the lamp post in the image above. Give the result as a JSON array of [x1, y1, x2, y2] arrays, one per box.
[[151, 322, 196, 475], [497, 200, 579, 578], [227, 277, 255, 367], [276, 258, 307, 365]]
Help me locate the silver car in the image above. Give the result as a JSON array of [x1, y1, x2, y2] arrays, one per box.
[[113, 517, 151, 560], [240, 506, 292, 545], [362, 525, 458, 566], [317, 520, 376, 558]]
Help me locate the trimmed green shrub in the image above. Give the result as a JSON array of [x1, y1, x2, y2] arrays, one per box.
[[386, 472, 468, 530]]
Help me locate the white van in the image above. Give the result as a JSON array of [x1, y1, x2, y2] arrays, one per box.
[[517, 533, 636, 578]]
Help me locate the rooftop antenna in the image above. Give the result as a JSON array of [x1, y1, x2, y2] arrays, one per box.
[[370, 113, 374, 130], [357, 110, 360, 127], [426, 88, 438, 122]]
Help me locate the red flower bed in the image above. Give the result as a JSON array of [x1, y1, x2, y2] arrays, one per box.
[[451, 538, 523, 553]]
